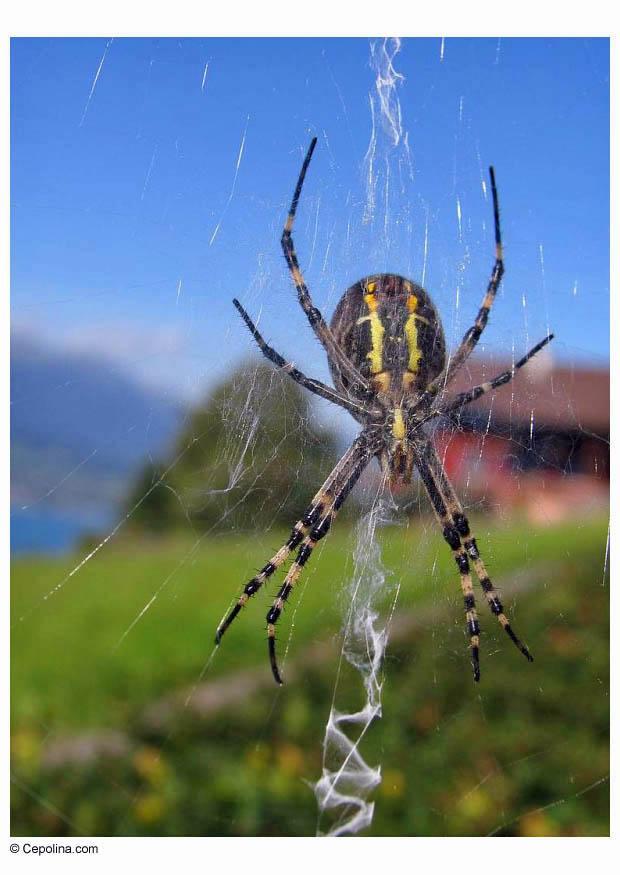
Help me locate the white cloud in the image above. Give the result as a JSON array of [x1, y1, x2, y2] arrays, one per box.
[[11, 318, 211, 403]]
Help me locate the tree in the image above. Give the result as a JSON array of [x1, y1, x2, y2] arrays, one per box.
[[125, 360, 340, 534]]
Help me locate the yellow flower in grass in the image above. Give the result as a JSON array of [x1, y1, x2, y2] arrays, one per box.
[[457, 787, 493, 821], [380, 769, 406, 799], [519, 811, 556, 837], [133, 746, 168, 785], [134, 793, 166, 825], [276, 743, 305, 777], [11, 728, 41, 771]]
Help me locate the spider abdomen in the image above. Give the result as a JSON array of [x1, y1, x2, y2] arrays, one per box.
[[329, 273, 446, 402]]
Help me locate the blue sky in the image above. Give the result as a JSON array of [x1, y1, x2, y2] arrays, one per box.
[[11, 37, 609, 405]]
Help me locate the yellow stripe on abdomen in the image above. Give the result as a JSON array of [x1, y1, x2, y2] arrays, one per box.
[[357, 285, 385, 375], [404, 294, 423, 374]]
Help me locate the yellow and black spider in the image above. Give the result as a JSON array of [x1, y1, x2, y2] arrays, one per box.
[[215, 138, 553, 685]]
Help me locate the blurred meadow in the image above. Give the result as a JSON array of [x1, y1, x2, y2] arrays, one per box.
[[11, 37, 609, 837], [11, 514, 609, 836]]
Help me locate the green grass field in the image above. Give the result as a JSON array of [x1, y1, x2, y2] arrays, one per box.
[[11, 514, 609, 837]]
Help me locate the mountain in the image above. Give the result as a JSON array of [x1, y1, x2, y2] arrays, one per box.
[[11, 333, 186, 514]]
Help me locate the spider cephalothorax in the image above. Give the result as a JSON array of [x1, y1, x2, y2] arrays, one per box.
[[215, 137, 553, 685]]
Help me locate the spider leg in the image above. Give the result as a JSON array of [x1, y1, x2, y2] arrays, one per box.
[[233, 298, 372, 420], [413, 442, 481, 681], [280, 139, 371, 397], [423, 440, 534, 664], [421, 166, 506, 402], [435, 333, 554, 419], [266, 436, 378, 685], [214, 433, 375, 645]]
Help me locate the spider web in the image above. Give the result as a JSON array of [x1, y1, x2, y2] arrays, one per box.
[[10, 36, 609, 841], [313, 38, 410, 836]]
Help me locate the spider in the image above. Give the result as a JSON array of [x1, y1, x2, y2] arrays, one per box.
[[215, 137, 553, 685]]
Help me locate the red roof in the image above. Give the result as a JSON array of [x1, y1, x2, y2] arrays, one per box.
[[446, 353, 609, 435]]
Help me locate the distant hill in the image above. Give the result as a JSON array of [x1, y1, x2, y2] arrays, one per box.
[[11, 333, 186, 512], [124, 360, 340, 535]]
